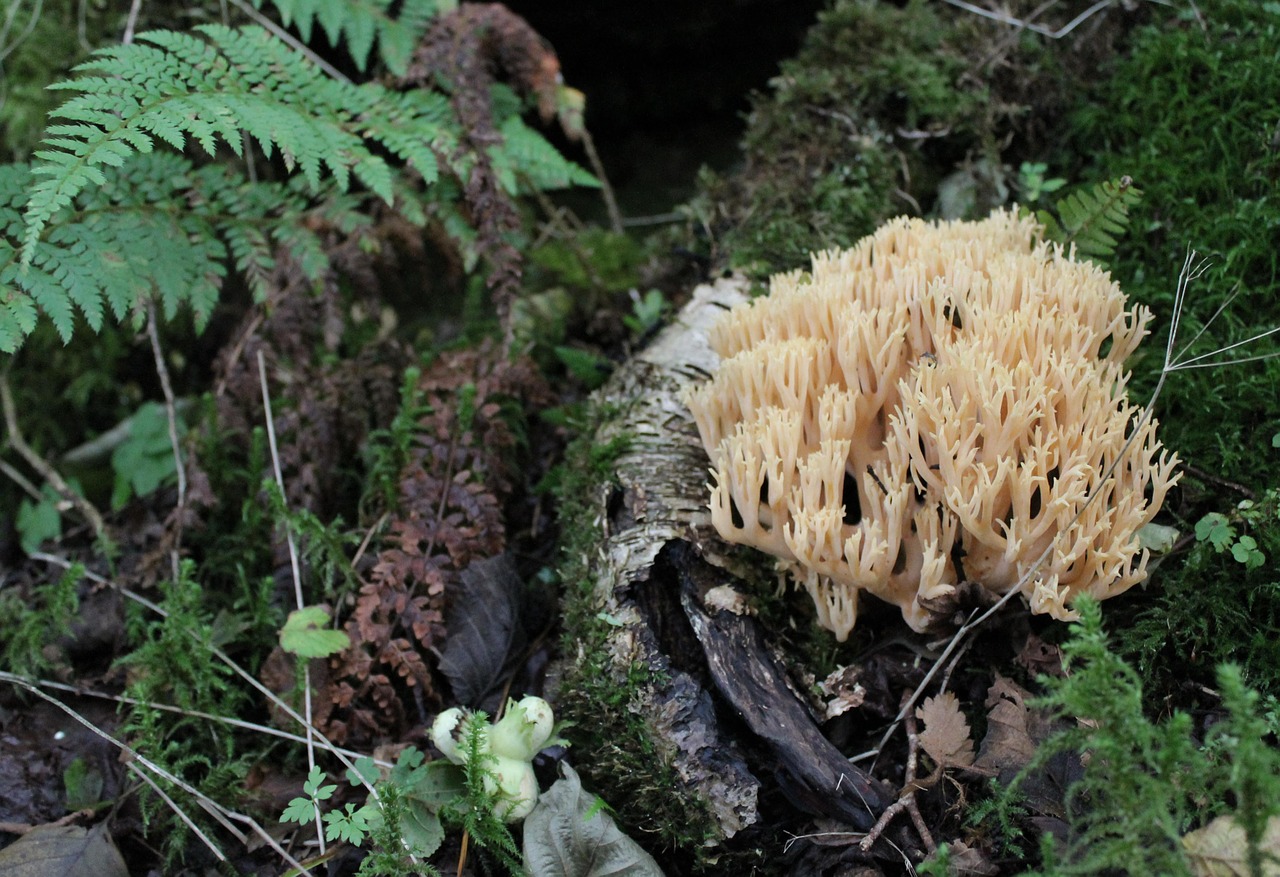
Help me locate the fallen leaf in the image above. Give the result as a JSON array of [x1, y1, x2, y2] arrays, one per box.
[[1015, 632, 1066, 679], [973, 675, 1039, 781], [0, 823, 128, 877], [972, 675, 1080, 818], [916, 692, 975, 768], [523, 764, 664, 877], [944, 840, 1000, 875], [438, 554, 526, 708], [1183, 814, 1280, 876]]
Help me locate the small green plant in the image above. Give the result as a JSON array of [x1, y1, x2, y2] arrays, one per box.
[[1196, 504, 1268, 569], [1009, 598, 1280, 876], [0, 561, 83, 676], [279, 605, 350, 659], [1034, 175, 1142, 262], [622, 289, 668, 337], [109, 401, 182, 510], [1016, 161, 1066, 205]]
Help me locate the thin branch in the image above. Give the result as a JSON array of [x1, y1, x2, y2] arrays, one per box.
[[223, 0, 351, 83], [579, 127, 623, 234], [256, 349, 324, 854], [0, 456, 44, 502], [23, 676, 383, 765], [0, 374, 106, 537], [147, 302, 187, 520], [939, 0, 1117, 39], [0, 671, 313, 875], [125, 762, 228, 861], [121, 0, 141, 44]]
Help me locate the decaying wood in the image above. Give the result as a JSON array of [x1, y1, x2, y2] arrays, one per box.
[[563, 276, 891, 845]]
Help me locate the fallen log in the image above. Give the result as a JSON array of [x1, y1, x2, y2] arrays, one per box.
[[552, 277, 893, 861]]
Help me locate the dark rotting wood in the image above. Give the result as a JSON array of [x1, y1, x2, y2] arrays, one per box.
[[667, 540, 892, 830]]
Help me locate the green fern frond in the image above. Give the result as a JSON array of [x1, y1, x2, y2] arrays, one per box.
[[257, 0, 439, 75], [1036, 175, 1143, 262], [491, 115, 600, 194], [20, 24, 453, 267], [2, 152, 371, 349]]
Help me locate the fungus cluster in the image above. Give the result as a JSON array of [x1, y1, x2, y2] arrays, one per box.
[[685, 209, 1179, 640]]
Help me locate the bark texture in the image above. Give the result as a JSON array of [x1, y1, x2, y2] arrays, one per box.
[[558, 276, 891, 849]]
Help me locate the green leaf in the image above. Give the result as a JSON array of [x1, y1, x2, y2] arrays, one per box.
[[20, 24, 454, 269], [302, 765, 337, 801], [523, 764, 664, 877], [280, 606, 351, 658], [345, 755, 380, 788], [1037, 176, 1142, 263], [1195, 513, 1236, 552], [281, 796, 318, 825], [323, 803, 372, 844], [16, 485, 64, 555], [110, 402, 180, 510]]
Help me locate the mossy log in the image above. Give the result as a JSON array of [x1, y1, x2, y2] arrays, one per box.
[[554, 277, 892, 857]]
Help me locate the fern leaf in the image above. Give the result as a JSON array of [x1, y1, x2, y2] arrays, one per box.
[[1037, 176, 1143, 262], [491, 116, 600, 194], [2, 152, 375, 350], [20, 25, 417, 267], [256, 0, 439, 75]]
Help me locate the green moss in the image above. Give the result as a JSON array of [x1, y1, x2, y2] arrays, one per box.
[[1007, 600, 1280, 876], [1060, 0, 1280, 488], [548, 408, 728, 869], [1119, 489, 1280, 700], [680, 0, 1094, 277]]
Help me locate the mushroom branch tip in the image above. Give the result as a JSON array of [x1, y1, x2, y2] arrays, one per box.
[[684, 209, 1180, 640]]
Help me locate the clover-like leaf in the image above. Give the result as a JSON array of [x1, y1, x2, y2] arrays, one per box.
[[280, 605, 350, 658]]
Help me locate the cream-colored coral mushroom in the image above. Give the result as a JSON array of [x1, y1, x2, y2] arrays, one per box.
[[685, 209, 1180, 640]]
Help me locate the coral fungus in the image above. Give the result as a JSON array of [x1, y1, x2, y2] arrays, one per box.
[[686, 210, 1179, 639]]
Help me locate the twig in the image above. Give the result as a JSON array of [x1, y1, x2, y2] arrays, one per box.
[[0, 456, 44, 502], [579, 127, 623, 234], [223, 0, 351, 83], [0, 0, 43, 66], [0, 671, 312, 874], [939, 0, 1117, 39], [121, 0, 140, 44], [126, 762, 228, 860], [861, 695, 936, 854], [23, 676, 383, 766], [0, 374, 106, 538], [256, 349, 324, 854], [147, 303, 187, 581]]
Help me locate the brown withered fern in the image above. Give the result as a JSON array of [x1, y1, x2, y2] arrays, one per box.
[[399, 3, 563, 332], [320, 343, 551, 745]]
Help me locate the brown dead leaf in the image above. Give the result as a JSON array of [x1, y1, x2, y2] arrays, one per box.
[[1016, 632, 1066, 678], [0, 823, 127, 877], [916, 691, 975, 768], [1183, 814, 1280, 876], [973, 675, 1038, 780], [972, 674, 1080, 819], [945, 840, 1000, 875]]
